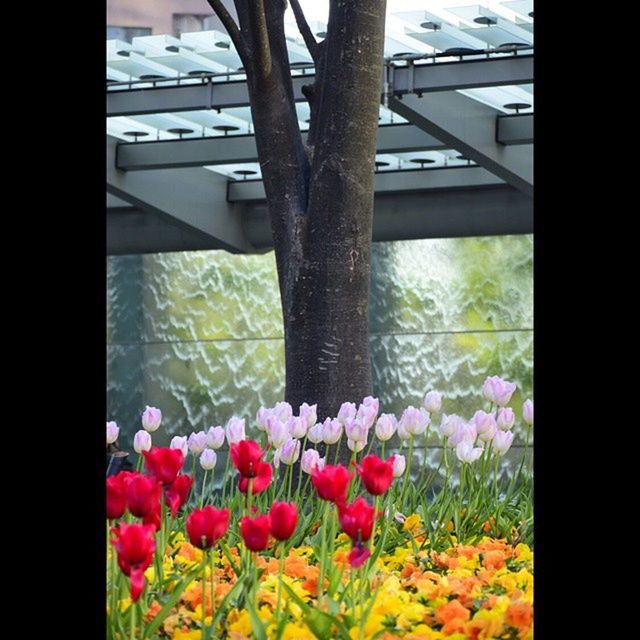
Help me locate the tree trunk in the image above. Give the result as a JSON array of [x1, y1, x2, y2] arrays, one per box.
[[211, 0, 387, 428]]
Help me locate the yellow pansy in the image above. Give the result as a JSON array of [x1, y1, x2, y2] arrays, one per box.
[[403, 514, 422, 532], [173, 630, 202, 640], [228, 610, 252, 636]]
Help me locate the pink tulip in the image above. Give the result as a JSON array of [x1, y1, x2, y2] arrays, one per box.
[[133, 430, 152, 454], [287, 415, 307, 439], [496, 407, 516, 431], [141, 406, 162, 433], [493, 429, 515, 456], [399, 406, 430, 436], [225, 417, 246, 445], [266, 417, 290, 449], [392, 454, 406, 478], [298, 402, 318, 429], [482, 376, 516, 407], [279, 438, 301, 465], [455, 440, 483, 463], [472, 410, 498, 442], [523, 399, 533, 425], [107, 421, 119, 445], [273, 401, 292, 423], [345, 418, 367, 443], [206, 426, 225, 450], [170, 435, 189, 458], [322, 418, 343, 445], [423, 391, 442, 413], [255, 406, 272, 432], [337, 402, 357, 425], [307, 423, 324, 444], [187, 431, 207, 455], [301, 449, 325, 474], [375, 413, 397, 442]]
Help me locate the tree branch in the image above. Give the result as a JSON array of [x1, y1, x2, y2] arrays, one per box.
[[289, 0, 319, 61], [205, 0, 250, 64], [247, 0, 272, 80]]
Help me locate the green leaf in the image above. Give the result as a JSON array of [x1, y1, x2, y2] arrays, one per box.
[[246, 596, 268, 640], [203, 578, 244, 640], [143, 566, 200, 638]]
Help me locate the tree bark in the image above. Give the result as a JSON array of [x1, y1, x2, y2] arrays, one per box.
[[211, 0, 388, 424]]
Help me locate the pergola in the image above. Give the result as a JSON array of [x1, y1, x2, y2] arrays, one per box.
[[107, 1, 533, 255]]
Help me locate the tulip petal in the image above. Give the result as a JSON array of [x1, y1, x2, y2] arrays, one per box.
[[129, 566, 145, 603], [348, 545, 371, 568]]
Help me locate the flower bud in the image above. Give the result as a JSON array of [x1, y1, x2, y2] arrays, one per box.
[[337, 402, 357, 425], [279, 438, 301, 465], [493, 429, 514, 456], [187, 431, 207, 455], [522, 399, 533, 425], [170, 435, 188, 458], [225, 417, 246, 445], [107, 421, 119, 445], [206, 426, 225, 450], [298, 403, 317, 429], [322, 417, 343, 445], [199, 448, 217, 470], [141, 406, 162, 432], [496, 407, 516, 431], [307, 423, 324, 444], [423, 391, 442, 413], [347, 438, 366, 453], [133, 430, 152, 454], [375, 413, 397, 442], [392, 454, 406, 478], [301, 449, 325, 474]]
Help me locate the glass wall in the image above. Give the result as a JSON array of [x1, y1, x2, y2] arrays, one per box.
[[107, 234, 532, 466]]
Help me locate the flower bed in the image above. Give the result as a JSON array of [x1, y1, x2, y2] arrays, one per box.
[[107, 378, 533, 639]]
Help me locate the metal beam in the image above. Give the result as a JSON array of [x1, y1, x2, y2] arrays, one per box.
[[496, 113, 533, 145], [107, 56, 533, 116], [228, 166, 505, 202], [107, 135, 254, 253], [107, 207, 230, 255], [108, 185, 531, 254], [115, 124, 448, 171], [388, 92, 533, 196]]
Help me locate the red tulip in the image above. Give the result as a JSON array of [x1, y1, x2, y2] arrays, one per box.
[[143, 502, 161, 531], [311, 464, 353, 504], [106, 471, 134, 520], [338, 497, 378, 543], [125, 474, 162, 518], [348, 544, 371, 568], [110, 522, 156, 602], [240, 514, 271, 551], [164, 473, 194, 518], [186, 506, 230, 549], [230, 440, 265, 477], [356, 454, 395, 496], [269, 502, 298, 541], [238, 461, 273, 495], [143, 447, 184, 485]]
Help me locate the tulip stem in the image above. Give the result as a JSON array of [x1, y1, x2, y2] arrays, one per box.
[[276, 542, 285, 630], [294, 435, 309, 498], [333, 441, 341, 464], [210, 549, 216, 629], [316, 501, 330, 608], [286, 463, 294, 501], [221, 451, 231, 504], [399, 436, 414, 510], [201, 553, 207, 631], [130, 600, 136, 640], [381, 441, 386, 459], [200, 469, 208, 508]]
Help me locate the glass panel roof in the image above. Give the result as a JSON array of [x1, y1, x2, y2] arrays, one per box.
[[107, 0, 532, 181]]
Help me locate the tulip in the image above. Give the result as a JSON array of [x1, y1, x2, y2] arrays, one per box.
[[301, 449, 325, 474], [423, 391, 442, 413], [143, 447, 184, 485], [164, 473, 193, 518], [472, 410, 498, 442], [322, 417, 343, 445], [375, 413, 397, 441], [356, 402, 378, 430], [307, 423, 324, 444], [206, 426, 225, 450], [273, 401, 293, 423], [133, 430, 152, 454], [447, 422, 477, 448], [187, 431, 208, 455], [347, 438, 366, 453], [266, 417, 290, 449], [356, 455, 395, 495], [493, 429, 515, 456], [522, 399, 534, 425], [279, 438, 301, 465], [240, 514, 271, 551], [362, 395, 380, 415], [125, 473, 162, 518], [141, 405, 162, 432], [170, 435, 189, 458], [110, 522, 156, 602], [348, 544, 371, 568], [230, 440, 265, 477], [186, 506, 230, 549], [256, 406, 272, 432], [106, 421, 119, 445], [238, 461, 273, 495], [311, 464, 353, 504], [143, 502, 161, 531], [107, 472, 133, 519], [338, 497, 377, 543], [455, 440, 484, 463], [399, 406, 430, 436], [199, 448, 217, 470], [337, 402, 357, 425], [299, 402, 318, 429], [287, 415, 307, 439], [397, 420, 411, 441], [392, 454, 406, 478], [439, 414, 463, 439], [482, 376, 517, 407], [225, 416, 246, 445], [269, 501, 298, 541], [345, 418, 367, 443], [496, 407, 516, 431]]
